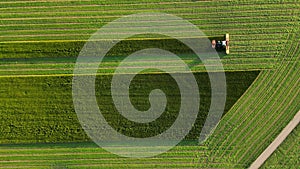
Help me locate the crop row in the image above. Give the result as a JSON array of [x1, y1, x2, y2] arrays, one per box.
[[1, 21, 296, 38], [0, 0, 297, 12], [238, 38, 300, 162], [205, 30, 300, 167], [261, 125, 300, 168], [0, 24, 296, 42], [207, 32, 298, 147], [1, 6, 298, 19], [236, 64, 299, 163], [2, 10, 297, 27], [0, 141, 236, 169]]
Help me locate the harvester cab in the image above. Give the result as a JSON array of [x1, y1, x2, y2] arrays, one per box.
[[211, 33, 229, 54]]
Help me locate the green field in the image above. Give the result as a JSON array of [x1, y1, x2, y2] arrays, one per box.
[[0, 0, 299, 168], [261, 125, 300, 168], [0, 71, 259, 143], [0, 142, 215, 169]]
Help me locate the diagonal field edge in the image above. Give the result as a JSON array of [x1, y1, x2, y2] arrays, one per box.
[[249, 110, 300, 169]]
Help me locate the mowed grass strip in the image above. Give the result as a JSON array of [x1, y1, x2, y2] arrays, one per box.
[[235, 51, 300, 162], [0, 1, 297, 76], [0, 37, 276, 75], [0, 142, 208, 168], [205, 29, 300, 167], [261, 125, 300, 168], [0, 0, 299, 168], [0, 0, 298, 62]]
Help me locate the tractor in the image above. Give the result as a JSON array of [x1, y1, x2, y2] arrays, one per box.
[[211, 33, 229, 54]]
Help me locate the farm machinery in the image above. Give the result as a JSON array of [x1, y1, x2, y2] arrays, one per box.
[[211, 33, 229, 54]]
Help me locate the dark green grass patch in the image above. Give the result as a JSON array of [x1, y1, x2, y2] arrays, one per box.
[[0, 35, 224, 59], [0, 71, 259, 144]]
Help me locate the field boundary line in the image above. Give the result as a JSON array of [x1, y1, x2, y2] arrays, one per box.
[[249, 110, 300, 169]]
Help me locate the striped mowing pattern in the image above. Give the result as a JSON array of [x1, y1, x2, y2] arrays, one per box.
[[0, 0, 299, 168]]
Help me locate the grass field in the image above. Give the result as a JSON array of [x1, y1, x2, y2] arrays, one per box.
[[0, 0, 299, 168], [0, 71, 259, 143], [261, 125, 300, 168], [0, 142, 217, 169]]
